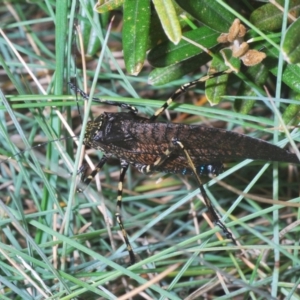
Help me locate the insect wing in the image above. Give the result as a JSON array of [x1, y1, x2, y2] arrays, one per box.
[[90, 113, 299, 174]]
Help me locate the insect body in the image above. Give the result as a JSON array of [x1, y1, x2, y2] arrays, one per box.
[[70, 72, 299, 265], [86, 111, 299, 174]]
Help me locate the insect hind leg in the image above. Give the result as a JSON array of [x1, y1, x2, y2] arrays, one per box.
[[171, 138, 237, 245]]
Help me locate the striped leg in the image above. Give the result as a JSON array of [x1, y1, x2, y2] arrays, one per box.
[[78, 156, 136, 264], [171, 138, 237, 245], [115, 160, 136, 265], [117, 147, 178, 264], [150, 69, 233, 121], [77, 155, 108, 192]]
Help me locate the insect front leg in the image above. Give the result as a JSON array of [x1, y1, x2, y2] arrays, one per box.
[[77, 155, 135, 265], [115, 159, 136, 265], [171, 138, 237, 245], [77, 155, 108, 192]]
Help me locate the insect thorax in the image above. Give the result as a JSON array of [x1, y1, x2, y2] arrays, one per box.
[[84, 114, 105, 150]]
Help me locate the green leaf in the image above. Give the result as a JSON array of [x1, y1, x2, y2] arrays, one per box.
[[263, 46, 300, 93], [175, 0, 235, 32], [234, 64, 269, 114], [79, 0, 102, 56], [147, 8, 170, 50], [148, 26, 219, 67], [282, 93, 300, 125], [123, 0, 151, 75], [148, 52, 211, 86], [270, 64, 300, 94], [219, 48, 241, 72], [205, 58, 229, 105], [94, 0, 124, 13], [282, 17, 300, 64], [250, 0, 300, 31], [152, 0, 182, 44]]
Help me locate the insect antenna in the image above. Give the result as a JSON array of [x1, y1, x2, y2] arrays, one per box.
[[0, 135, 78, 169], [69, 82, 139, 114]]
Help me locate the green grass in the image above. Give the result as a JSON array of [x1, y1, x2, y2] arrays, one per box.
[[0, 1, 300, 299]]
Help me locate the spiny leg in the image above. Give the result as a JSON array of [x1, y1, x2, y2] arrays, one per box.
[[69, 82, 138, 114], [77, 155, 108, 193], [115, 160, 136, 265], [150, 69, 233, 121], [172, 138, 237, 245], [118, 146, 178, 263], [78, 156, 136, 264]]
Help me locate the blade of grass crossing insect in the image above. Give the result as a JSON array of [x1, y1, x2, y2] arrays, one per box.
[[34, 0, 68, 255], [55, 0, 81, 274], [75, 2, 118, 261], [63, 9, 113, 264], [270, 3, 289, 297]]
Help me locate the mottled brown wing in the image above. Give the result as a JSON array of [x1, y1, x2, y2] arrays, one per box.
[[112, 118, 298, 172], [88, 112, 298, 175]]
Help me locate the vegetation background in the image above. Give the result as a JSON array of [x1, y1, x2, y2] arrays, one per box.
[[0, 0, 300, 299]]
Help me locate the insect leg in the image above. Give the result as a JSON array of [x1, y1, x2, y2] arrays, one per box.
[[171, 138, 237, 245], [150, 69, 233, 121], [138, 147, 174, 174], [77, 155, 135, 264], [77, 155, 108, 192], [115, 160, 136, 265], [69, 83, 138, 114]]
